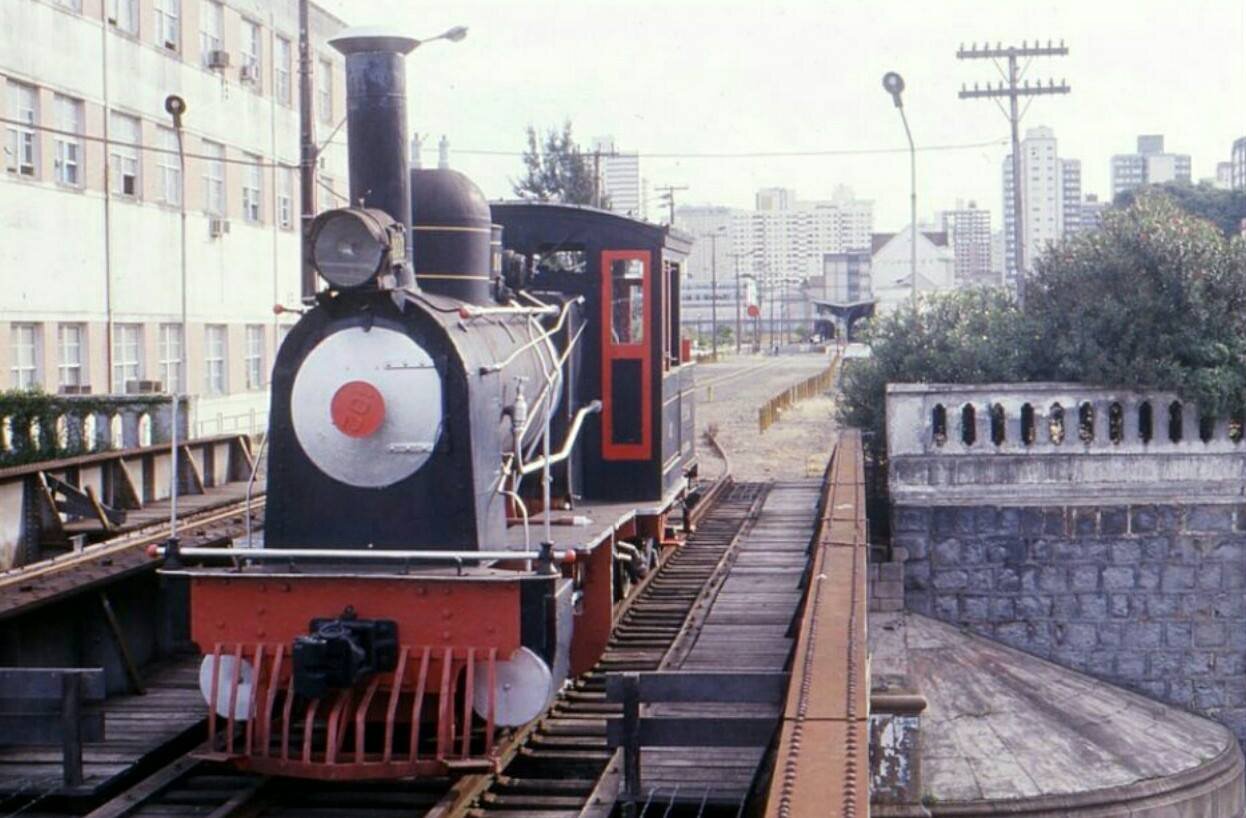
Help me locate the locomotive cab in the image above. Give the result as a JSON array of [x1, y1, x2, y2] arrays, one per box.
[[491, 203, 698, 505]]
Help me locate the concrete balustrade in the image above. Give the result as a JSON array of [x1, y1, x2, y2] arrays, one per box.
[[887, 383, 1246, 506], [0, 396, 189, 466]]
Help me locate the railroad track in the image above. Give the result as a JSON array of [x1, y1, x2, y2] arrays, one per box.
[[445, 481, 768, 818], [0, 497, 266, 621], [71, 476, 761, 818]]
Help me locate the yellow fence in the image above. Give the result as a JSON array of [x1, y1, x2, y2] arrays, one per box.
[[758, 357, 840, 434]]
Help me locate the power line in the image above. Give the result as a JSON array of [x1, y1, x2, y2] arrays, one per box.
[[438, 137, 1009, 160], [0, 116, 299, 168]]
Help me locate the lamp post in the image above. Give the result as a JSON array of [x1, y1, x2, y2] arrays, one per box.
[[699, 228, 727, 359], [728, 248, 757, 355], [882, 71, 917, 309]]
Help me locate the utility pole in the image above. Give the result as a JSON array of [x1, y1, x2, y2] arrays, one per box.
[[727, 249, 756, 355], [957, 40, 1070, 307], [655, 184, 688, 225], [702, 231, 725, 359], [298, 0, 317, 299]]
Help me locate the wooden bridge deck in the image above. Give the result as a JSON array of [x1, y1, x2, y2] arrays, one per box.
[[639, 478, 825, 805], [0, 658, 202, 798]]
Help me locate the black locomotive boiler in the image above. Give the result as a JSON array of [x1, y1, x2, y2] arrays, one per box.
[[170, 27, 698, 781]]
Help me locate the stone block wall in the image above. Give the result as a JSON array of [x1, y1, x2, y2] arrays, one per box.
[[898, 501, 1246, 739]]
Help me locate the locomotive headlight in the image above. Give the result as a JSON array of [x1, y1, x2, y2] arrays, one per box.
[[309, 207, 406, 290]]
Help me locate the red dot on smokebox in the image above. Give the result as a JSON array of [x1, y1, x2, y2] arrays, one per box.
[[330, 380, 386, 438]]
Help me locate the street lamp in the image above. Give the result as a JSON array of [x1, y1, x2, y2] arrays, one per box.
[[422, 25, 469, 45], [882, 71, 918, 309]]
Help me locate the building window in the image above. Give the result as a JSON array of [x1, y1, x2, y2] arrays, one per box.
[[277, 167, 293, 229], [202, 140, 225, 215], [5, 81, 37, 177], [53, 0, 83, 12], [108, 0, 139, 34], [317, 57, 332, 124], [241, 19, 262, 85], [57, 323, 84, 389], [109, 112, 140, 197], [156, 126, 181, 205], [245, 325, 264, 389], [158, 323, 183, 392], [155, 0, 180, 50], [52, 94, 83, 187], [112, 323, 142, 391], [275, 36, 292, 105], [205, 325, 227, 395], [199, 0, 223, 67], [242, 154, 262, 223], [10, 324, 40, 389]]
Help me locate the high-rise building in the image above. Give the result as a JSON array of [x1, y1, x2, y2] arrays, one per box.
[[1232, 138, 1246, 192], [940, 201, 991, 284], [1002, 126, 1080, 278], [1110, 135, 1192, 196], [1213, 162, 1233, 190], [1080, 194, 1108, 232], [674, 205, 737, 282], [591, 136, 642, 217], [0, 0, 348, 433], [730, 187, 873, 289], [1061, 159, 1083, 235]]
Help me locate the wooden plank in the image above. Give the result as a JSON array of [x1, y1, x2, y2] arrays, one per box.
[[606, 717, 777, 748], [0, 669, 106, 700], [605, 672, 787, 705]]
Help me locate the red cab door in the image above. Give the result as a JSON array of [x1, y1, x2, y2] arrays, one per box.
[[601, 250, 652, 461]]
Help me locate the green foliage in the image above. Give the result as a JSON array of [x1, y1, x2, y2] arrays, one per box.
[[1114, 181, 1246, 239], [837, 194, 1246, 458], [512, 122, 603, 207], [838, 289, 1034, 455], [0, 390, 164, 467], [1028, 195, 1246, 416]]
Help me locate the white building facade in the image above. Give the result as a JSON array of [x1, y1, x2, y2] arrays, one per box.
[[674, 205, 737, 283], [869, 228, 955, 313], [1110, 134, 1191, 197], [729, 186, 873, 288], [940, 201, 992, 285], [1002, 126, 1082, 279], [1, 0, 348, 435], [592, 136, 642, 218]]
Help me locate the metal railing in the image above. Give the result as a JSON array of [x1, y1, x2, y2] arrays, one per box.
[[757, 357, 839, 434]]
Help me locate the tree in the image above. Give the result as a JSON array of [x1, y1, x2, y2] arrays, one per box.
[[512, 122, 603, 206], [837, 288, 1034, 457], [1028, 194, 1246, 416], [837, 193, 1246, 460], [1114, 181, 1246, 239]]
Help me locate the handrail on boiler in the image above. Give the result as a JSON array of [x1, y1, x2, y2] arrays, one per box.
[[520, 400, 603, 475]]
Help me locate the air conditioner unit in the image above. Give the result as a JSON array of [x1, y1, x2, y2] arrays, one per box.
[[207, 49, 230, 69], [59, 385, 93, 395], [240, 63, 259, 83], [209, 217, 231, 238], [125, 379, 164, 395]]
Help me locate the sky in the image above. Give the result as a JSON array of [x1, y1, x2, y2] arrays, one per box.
[[317, 0, 1246, 231]]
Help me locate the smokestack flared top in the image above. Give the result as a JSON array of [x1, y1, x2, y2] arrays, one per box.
[[329, 27, 419, 56]]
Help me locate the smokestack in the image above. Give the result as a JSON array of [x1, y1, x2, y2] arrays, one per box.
[[329, 29, 418, 286]]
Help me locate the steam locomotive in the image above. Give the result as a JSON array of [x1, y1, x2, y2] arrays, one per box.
[[166, 29, 698, 779]]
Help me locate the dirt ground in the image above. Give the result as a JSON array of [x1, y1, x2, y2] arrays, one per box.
[[694, 354, 841, 482]]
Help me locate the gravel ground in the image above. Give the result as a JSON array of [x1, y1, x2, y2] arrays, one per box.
[[695, 353, 841, 482]]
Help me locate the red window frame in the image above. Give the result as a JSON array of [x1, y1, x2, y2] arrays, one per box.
[[601, 249, 652, 461]]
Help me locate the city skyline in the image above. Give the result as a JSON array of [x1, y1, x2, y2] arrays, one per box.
[[319, 0, 1246, 231]]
